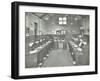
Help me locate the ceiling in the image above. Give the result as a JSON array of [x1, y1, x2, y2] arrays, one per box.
[[32, 13, 88, 21]]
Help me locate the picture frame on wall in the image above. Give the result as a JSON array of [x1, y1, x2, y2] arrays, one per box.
[[11, 1, 98, 79]]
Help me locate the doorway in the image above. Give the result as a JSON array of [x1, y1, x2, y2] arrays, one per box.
[[34, 22, 38, 41]]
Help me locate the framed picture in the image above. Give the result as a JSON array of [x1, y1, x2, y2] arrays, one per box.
[[11, 1, 98, 79]]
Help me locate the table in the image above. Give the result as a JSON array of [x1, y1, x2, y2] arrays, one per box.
[[25, 41, 53, 68], [68, 41, 83, 65]]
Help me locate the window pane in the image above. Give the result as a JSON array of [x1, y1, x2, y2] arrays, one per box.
[[63, 17, 66, 20], [59, 17, 62, 21], [59, 21, 63, 24], [63, 21, 67, 24]]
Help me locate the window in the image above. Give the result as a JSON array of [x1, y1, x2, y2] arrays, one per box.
[[59, 17, 67, 25]]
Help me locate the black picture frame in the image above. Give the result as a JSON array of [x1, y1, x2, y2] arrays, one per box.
[[11, 1, 98, 79]]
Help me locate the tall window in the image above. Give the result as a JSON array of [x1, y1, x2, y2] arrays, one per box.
[[59, 17, 67, 25]]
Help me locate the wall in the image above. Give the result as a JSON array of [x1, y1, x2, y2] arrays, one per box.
[[0, 0, 99, 81], [26, 13, 82, 35], [44, 14, 81, 34], [83, 16, 89, 35], [25, 12, 46, 35]]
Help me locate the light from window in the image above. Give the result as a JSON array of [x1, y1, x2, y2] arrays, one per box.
[[59, 17, 67, 25]]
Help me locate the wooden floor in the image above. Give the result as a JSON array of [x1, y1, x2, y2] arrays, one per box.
[[42, 49, 74, 67]]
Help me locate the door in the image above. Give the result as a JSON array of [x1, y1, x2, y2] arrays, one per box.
[[34, 22, 38, 41]]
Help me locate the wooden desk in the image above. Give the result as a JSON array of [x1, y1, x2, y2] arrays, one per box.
[[25, 41, 53, 68], [68, 41, 83, 65]]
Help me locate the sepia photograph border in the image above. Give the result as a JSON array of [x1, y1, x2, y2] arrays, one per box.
[[11, 1, 98, 79]]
